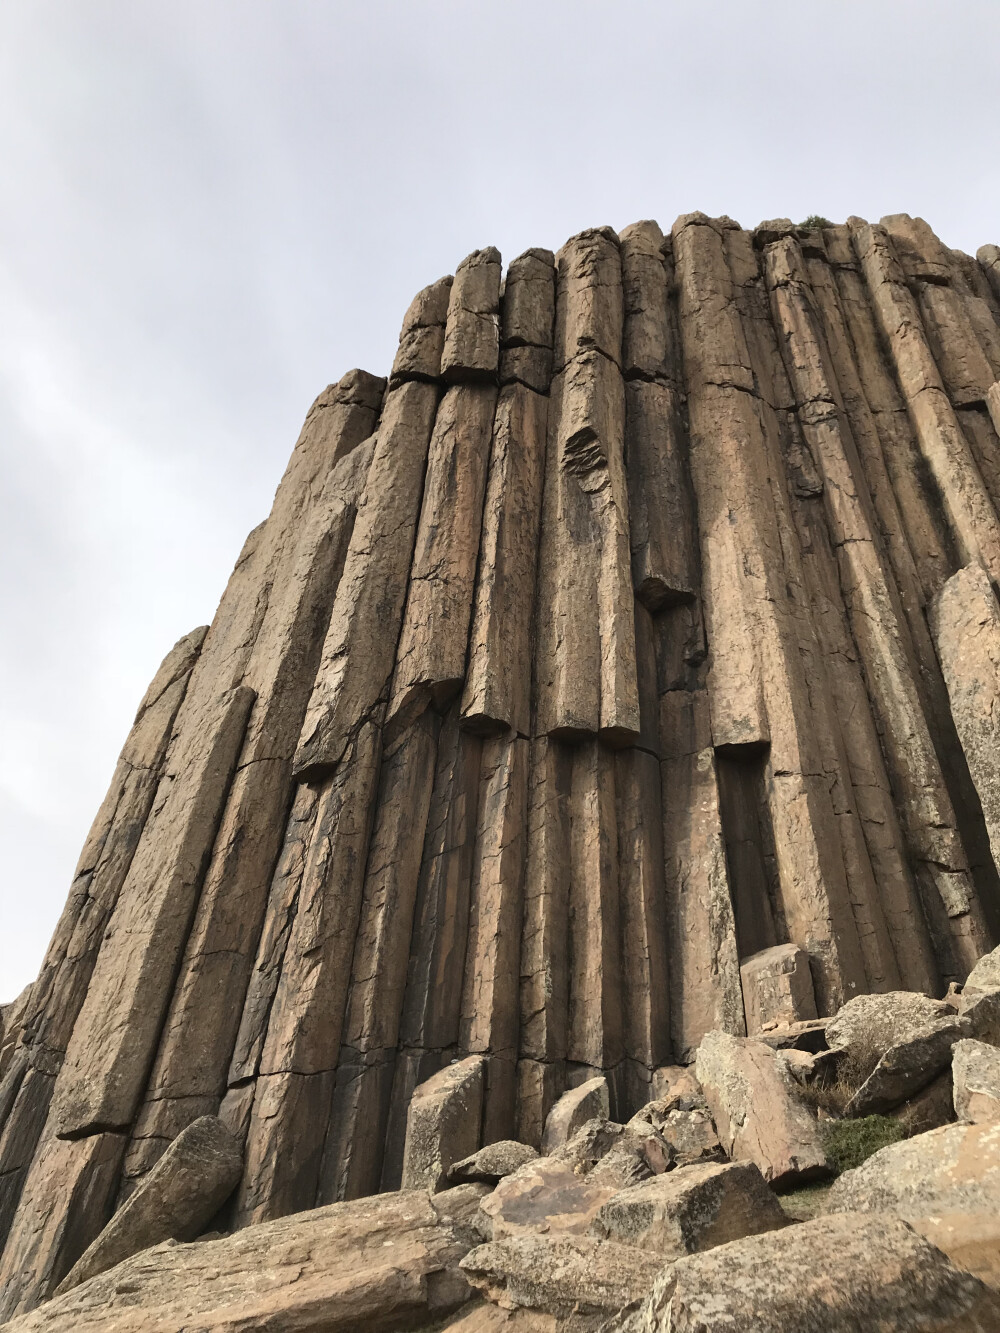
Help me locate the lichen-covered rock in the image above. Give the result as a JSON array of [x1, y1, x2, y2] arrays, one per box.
[[695, 1030, 830, 1186], [606, 1213, 1000, 1332], [449, 1142, 540, 1185], [541, 1077, 609, 1154], [401, 1056, 486, 1193], [591, 1160, 787, 1259], [953, 1039, 1000, 1124], [966, 945, 1000, 995], [829, 1120, 1000, 1289]]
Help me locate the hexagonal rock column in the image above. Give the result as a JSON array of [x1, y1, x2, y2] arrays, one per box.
[[400, 1056, 485, 1193]]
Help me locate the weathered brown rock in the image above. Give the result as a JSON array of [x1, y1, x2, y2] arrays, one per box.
[[609, 1212, 1000, 1332], [591, 1160, 788, 1258], [391, 275, 453, 384], [932, 563, 1000, 880], [442, 248, 502, 383], [740, 943, 818, 1036], [479, 1155, 621, 1242], [5, 1186, 487, 1333], [401, 1056, 486, 1193], [57, 1117, 241, 1295], [449, 1141, 539, 1185], [541, 1076, 609, 1154], [461, 384, 547, 735], [953, 1039, 1000, 1123], [695, 1030, 830, 1186], [460, 1234, 661, 1318], [966, 945, 1000, 994], [388, 382, 497, 734], [829, 1121, 1000, 1289], [500, 248, 554, 393]]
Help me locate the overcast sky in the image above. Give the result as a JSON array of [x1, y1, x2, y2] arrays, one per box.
[[1, 0, 998, 1002]]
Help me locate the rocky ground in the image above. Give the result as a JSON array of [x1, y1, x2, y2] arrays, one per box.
[[7, 941, 1000, 1331]]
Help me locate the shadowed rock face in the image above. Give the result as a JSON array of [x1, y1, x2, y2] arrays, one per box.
[[4, 213, 1000, 1318]]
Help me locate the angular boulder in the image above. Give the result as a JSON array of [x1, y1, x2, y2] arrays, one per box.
[[606, 1213, 1000, 1332], [540, 1076, 609, 1154], [953, 1039, 1000, 1124], [966, 945, 1000, 995], [56, 1116, 242, 1295], [959, 988, 1000, 1045], [650, 1065, 704, 1107], [695, 1030, 830, 1186], [628, 1100, 722, 1166], [460, 1234, 662, 1318], [449, 1141, 540, 1185], [591, 1160, 788, 1259], [826, 991, 967, 1115], [401, 1056, 486, 1193], [739, 943, 818, 1036], [5, 1185, 489, 1333], [478, 1156, 621, 1242], [829, 1121, 1000, 1289]]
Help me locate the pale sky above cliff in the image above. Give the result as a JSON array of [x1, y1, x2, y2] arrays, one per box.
[[1, 0, 998, 1000]]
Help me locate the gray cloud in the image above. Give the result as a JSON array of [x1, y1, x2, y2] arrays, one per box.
[[1, 0, 998, 999]]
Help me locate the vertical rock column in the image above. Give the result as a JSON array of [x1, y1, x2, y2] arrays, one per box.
[[672, 213, 868, 1015], [121, 374, 385, 1194]]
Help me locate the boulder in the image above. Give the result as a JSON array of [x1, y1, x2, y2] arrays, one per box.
[[540, 1076, 609, 1154], [56, 1116, 242, 1295], [460, 1234, 662, 1318], [401, 1056, 486, 1193], [825, 991, 967, 1115], [695, 1030, 830, 1186], [606, 1213, 1000, 1332], [891, 1069, 956, 1136], [449, 1142, 540, 1185], [591, 1160, 788, 1259], [829, 1121, 1000, 1289], [953, 1039, 1000, 1124], [650, 1065, 704, 1107], [739, 943, 818, 1036], [959, 988, 1000, 1045], [966, 945, 1000, 995], [628, 1101, 722, 1166], [5, 1185, 489, 1333]]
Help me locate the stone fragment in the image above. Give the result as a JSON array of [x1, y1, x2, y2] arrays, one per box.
[[388, 382, 497, 733], [449, 1141, 539, 1185], [960, 988, 1000, 1044], [442, 248, 502, 383], [609, 1212, 1000, 1333], [460, 1234, 661, 1318], [541, 1076, 609, 1154], [932, 564, 1000, 879], [479, 1156, 620, 1242], [56, 1117, 241, 1295], [695, 1030, 830, 1186], [953, 1039, 1000, 1124], [829, 1121, 1000, 1289], [629, 1102, 722, 1166], [650, 1065, 704, 1108], [390, 275, 453, 384], [592, 1160, 787, 1259], [500, 248, 554, 394], [966, 944, 1000, 994], [5, 1186, 485, 1333], [890, 1069, 956, 1137], [401, 1056, 486, 1194], [740, 943, 818, 1036], [826, 991, 967, 1115]]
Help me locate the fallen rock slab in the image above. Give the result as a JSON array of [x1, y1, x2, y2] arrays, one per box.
[[965, 944, 1000, 995], [56, 1115, 242, 1295], [541, 1076, 609, 1153], [825, 990, 967, 1115], [450, 1141, 540, 1185], [461, 1234, 661, 1317], [829, 1120, 1000, 1289], [695, 1029, 830, 1186], [740, 943, 818, 1036], [953, 1039, 1000, 1123], [591, 1160, 788, 1258], [401, 1055, 486, 1192], [628, 1102, 722, 1166], [606, 1212, 1000, 1332], [478, 1156, 621, 1241], [4, 1185, 489, 1333]]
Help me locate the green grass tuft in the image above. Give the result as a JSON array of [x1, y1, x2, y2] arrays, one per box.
[[822, 1114, 903, 1175], [799, 214, 832, 230]]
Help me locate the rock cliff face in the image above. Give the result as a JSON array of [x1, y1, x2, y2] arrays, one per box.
[[3, 211, 1000, 1316]]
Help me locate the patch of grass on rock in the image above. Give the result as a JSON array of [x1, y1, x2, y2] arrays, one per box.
[[799, 214, 832, 229], [822, 1114, 903, 1175]]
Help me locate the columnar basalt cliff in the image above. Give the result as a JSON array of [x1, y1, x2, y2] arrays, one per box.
[[4, 212, 1000, 1316]]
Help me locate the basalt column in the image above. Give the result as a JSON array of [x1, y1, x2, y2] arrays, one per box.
[[5, 212, 1000, 1317]]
